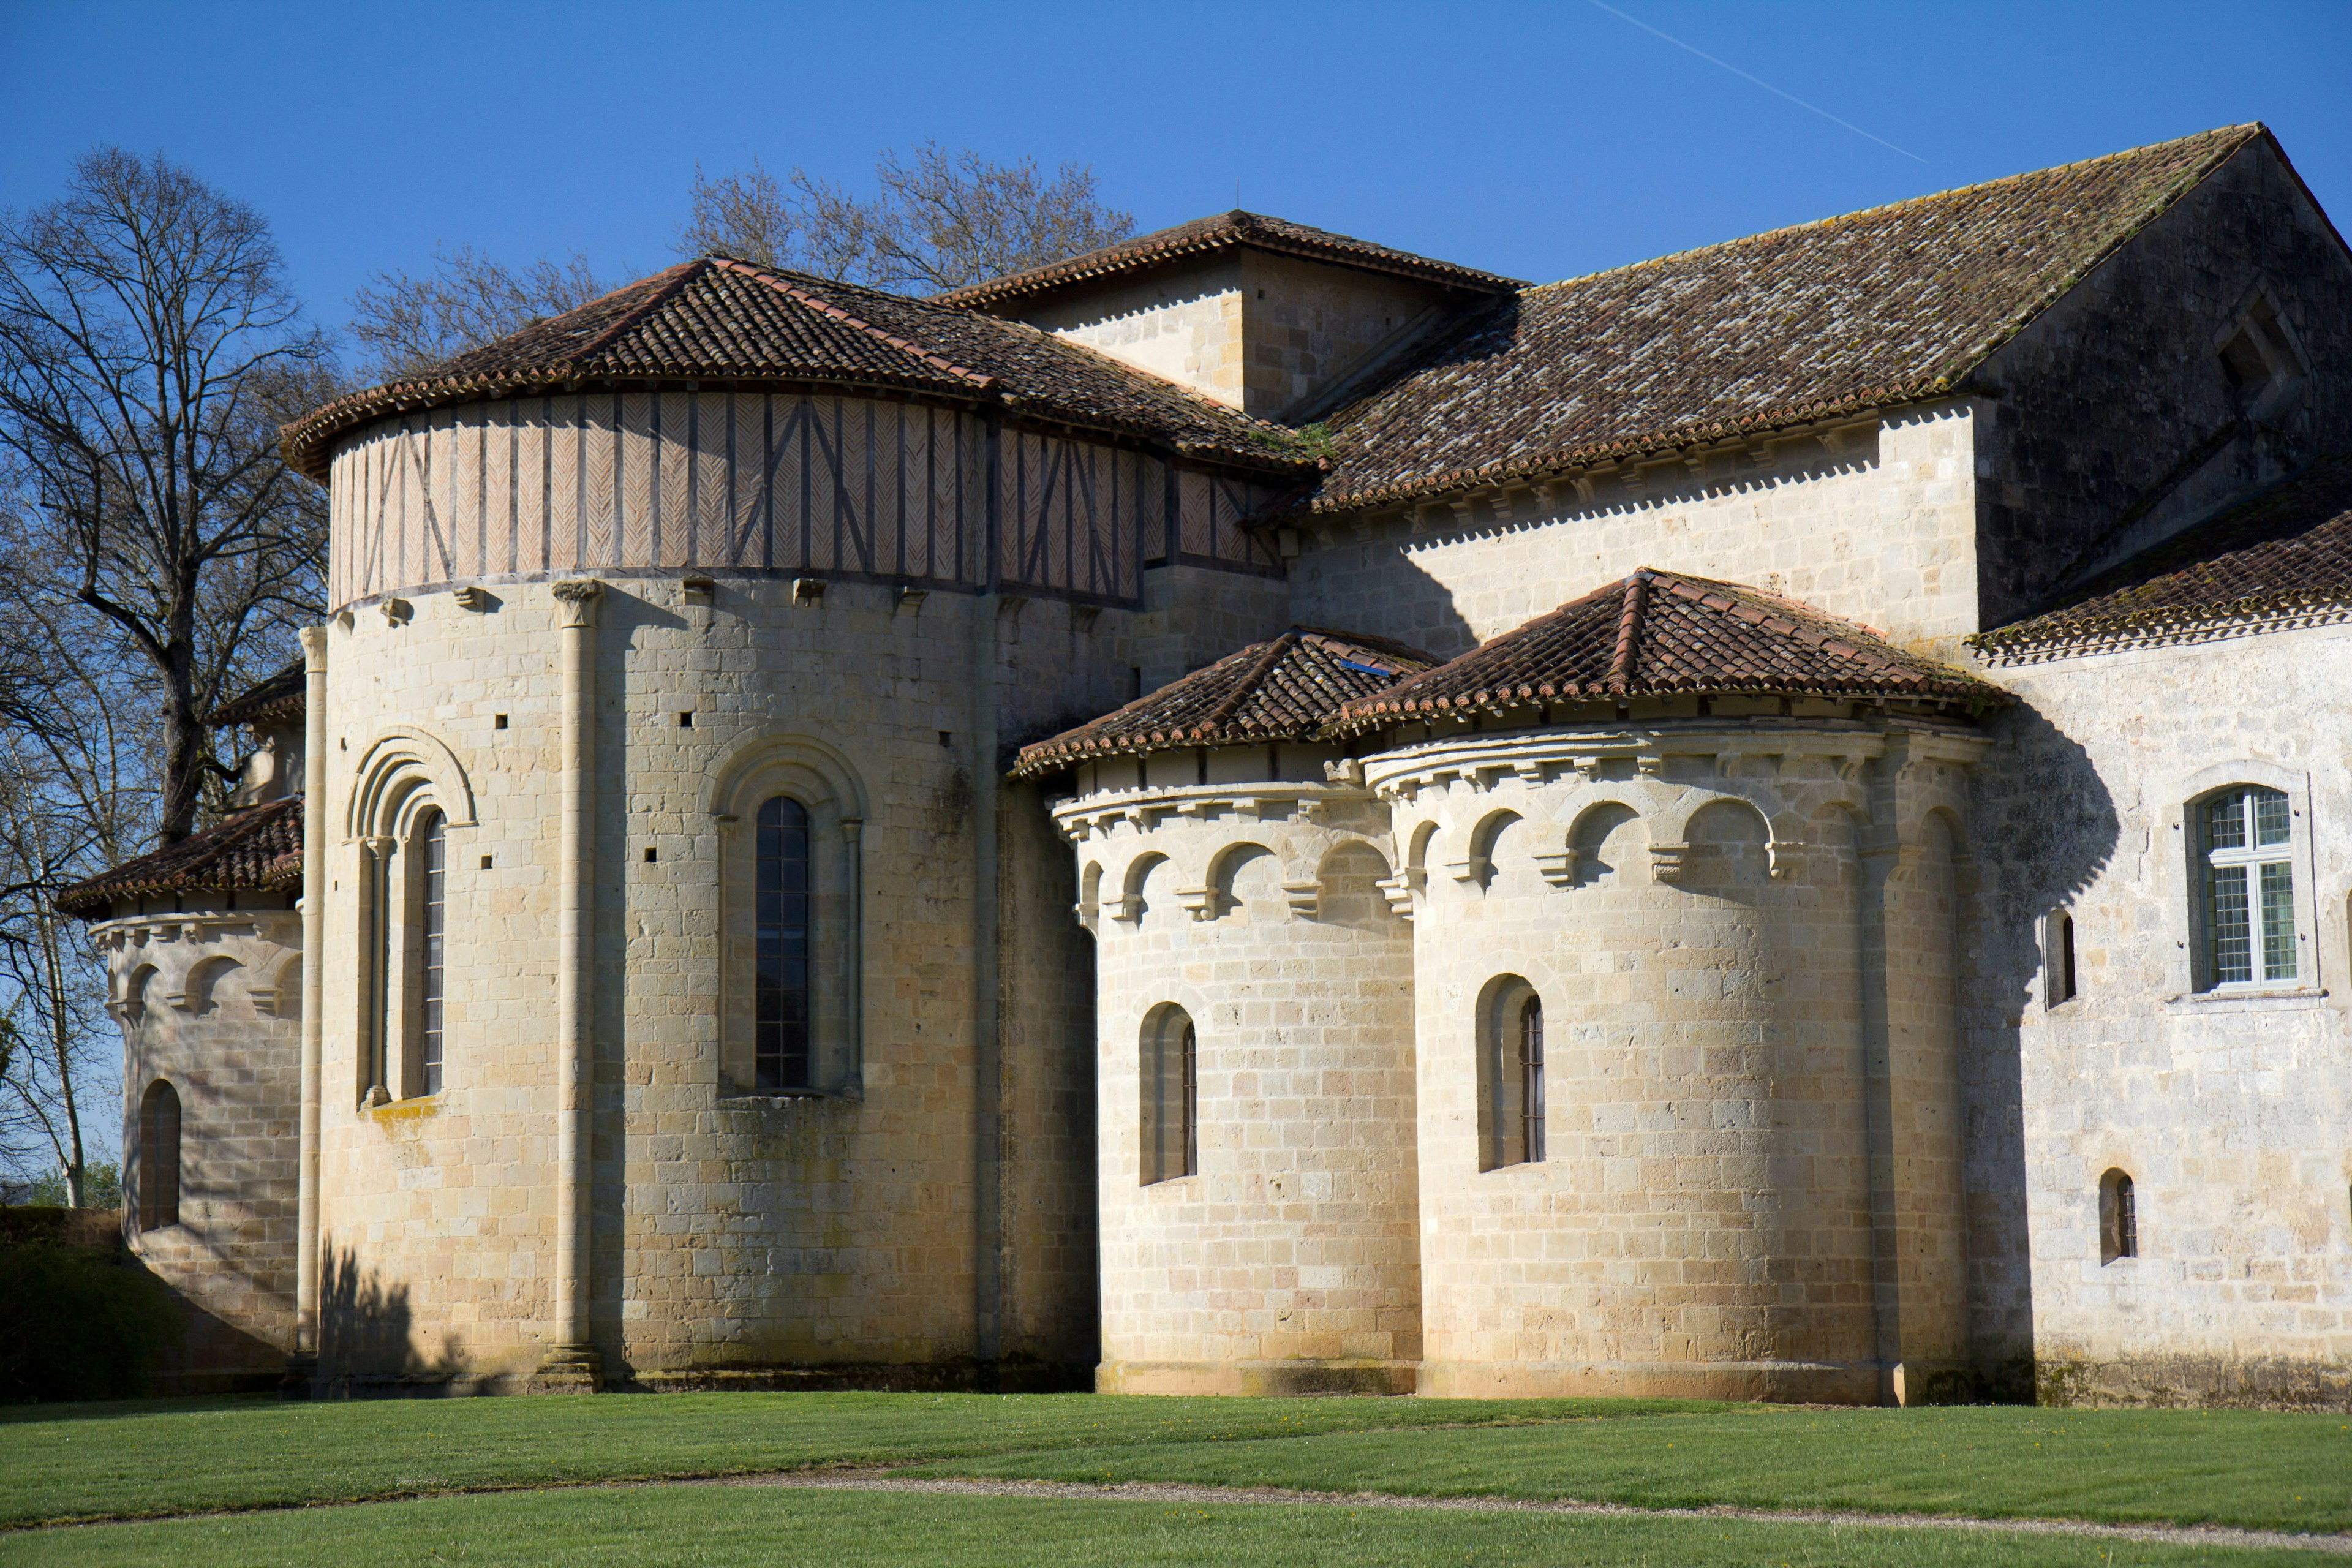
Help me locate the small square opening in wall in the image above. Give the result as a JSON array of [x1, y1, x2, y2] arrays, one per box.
[[494, 714, 509, 730], [480, 855, 494, 870], [678, 712, 693, 728], [644, 847, 658, 863], [938, 731, 952, 747]]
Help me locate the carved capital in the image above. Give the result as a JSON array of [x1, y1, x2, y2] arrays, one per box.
[[551, 579, 605, 629], [1534, 848, 1581, 888], [380, 597, 413, 627], [1176, 885, 1215, 922], [300, 625, 329, 668], [1648, 841, 1692, 884], [1106, 894, 1145, 925]]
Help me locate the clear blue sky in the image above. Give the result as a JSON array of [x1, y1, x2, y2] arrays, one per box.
[[3, 0, 2348, 345]]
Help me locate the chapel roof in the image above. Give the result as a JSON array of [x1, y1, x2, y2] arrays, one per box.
[[1303, 124, 2274, 514], [1011, 627, 1438, 779], [280, 256, 1312, 482], [208, 659, 305, 729], [1970, 453, 2352, 662], [933, 210, 1526, 311], [56, 796, 304, 919], [1324, 569, 2009, 737]]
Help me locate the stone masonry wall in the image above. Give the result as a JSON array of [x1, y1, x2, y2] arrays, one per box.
[[1064, 780, 1421, 1394], [1374, 723, 1982, 1403], [1287, 405, 1980, 662], [1973, 621, 2352, 1408], [311, 570, 1153, 1385], [102, 910, 301, 1388]]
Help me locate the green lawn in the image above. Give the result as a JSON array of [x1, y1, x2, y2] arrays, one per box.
[[908, 1404, 2352, 1534], [4, 1486, 2333, 1568], [0, 1390, 2345, 1568], [0, 1390, 1716, 1526]]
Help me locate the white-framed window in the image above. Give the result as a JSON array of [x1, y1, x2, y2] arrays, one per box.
[[2196, 786, 2297, 989]]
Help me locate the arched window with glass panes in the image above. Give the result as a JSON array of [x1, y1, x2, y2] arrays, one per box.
[[755, 797, 813, 1091], [2195, 786, 2298, 990]]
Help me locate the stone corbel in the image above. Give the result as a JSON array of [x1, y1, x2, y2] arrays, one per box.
[[163, 982, 194, 1013], [1766, 841, 1798, 881], [453, 585, 492, 611], [1534, 848, 1581, 888], [1106, 894, 1145, 925], [380, 597, 413, 626], [1177, 884, 1215, 922], [1447, 856, 1490, 887], [1374, 867, 1425, 922], [1323, 758, 1365, 788], [1071, 899, 1100, 936], [1635, 751, 1668, 778], [1280, 878, 1322, 918], [1648, 842, 1692, 884]]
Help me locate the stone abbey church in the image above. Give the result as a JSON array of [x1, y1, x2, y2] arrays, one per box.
[[66, 123, 2352, 1407]]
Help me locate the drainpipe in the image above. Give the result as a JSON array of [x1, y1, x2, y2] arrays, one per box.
[[546, 578, 604, 1389], [289, 625, 328, 1391]]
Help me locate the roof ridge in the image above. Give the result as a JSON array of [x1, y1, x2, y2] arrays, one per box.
[[564, 261, 703, 367], [708, 257, 998, 389], [1607, 571, 1647, 696], [1515, 124, 2262, 307], [1193, 631, 1300, 736]]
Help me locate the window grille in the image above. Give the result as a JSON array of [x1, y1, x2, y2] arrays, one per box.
[[139, 1080, 181, 1231], [420, 813, 446, 1095], [755, 797, 812, 1090], [1481, 978, 1544, 1170], [2199, 787, 2296, 987], [1518, 996, 1546, 1163], [2100, 1169, 2138, 1264]]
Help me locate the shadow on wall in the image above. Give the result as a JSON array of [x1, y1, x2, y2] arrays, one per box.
[[1964, 697, 2121, 1398], [317, 1243, 466, 1390]]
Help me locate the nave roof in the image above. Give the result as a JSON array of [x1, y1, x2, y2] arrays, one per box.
[[1302, 125, 2275, 514]]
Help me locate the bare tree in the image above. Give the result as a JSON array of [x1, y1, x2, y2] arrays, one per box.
[[348, 245, 612, 382], [0, 147, 334, 846], [0, 614, 145, 1207], [679, 142, 1136, 293]]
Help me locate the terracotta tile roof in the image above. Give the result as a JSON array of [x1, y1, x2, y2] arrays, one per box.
[[282, 257, 1312, 483], [1305, 126, 2269, 514], [57, 796, 304, 919], [1972, 454, 2352, 662], [935, 211, 1525, 311], [1012, 628, 1438, 778], [208, 660, 305, 729], [1325, 570, 2008, 736]]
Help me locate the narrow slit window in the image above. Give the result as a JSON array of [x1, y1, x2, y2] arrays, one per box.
[[1480, 978, 1542, 1170], [2198, 787, 2296, 988], [755, 796, 812, 1090], [2048, 910, 2078, 1006], [1518, 995, 1546, 1163], [2100, 1169, 2138, 1264], [138, 1079, 181, 1231], [1140, 1007, 1197, 1185]]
